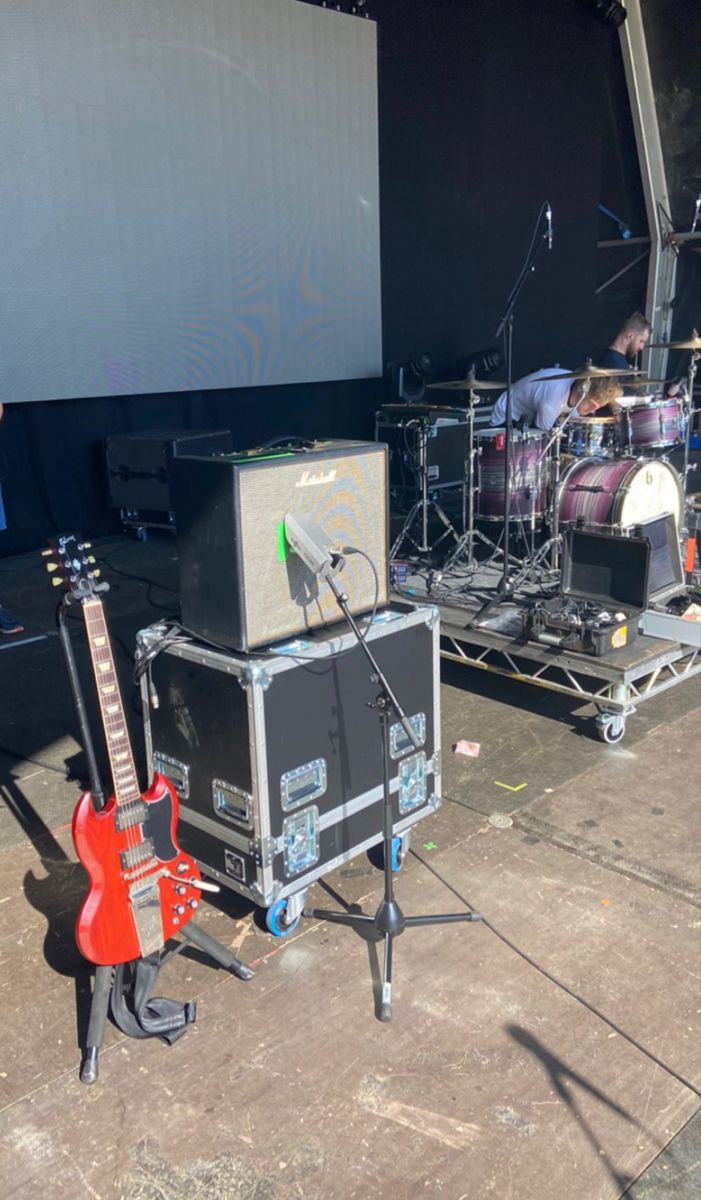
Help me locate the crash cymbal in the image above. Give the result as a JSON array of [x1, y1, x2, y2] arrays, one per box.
[[427, 378, 507, 391], [648, 336, 701, 351]]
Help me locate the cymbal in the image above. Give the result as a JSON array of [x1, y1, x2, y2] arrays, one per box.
[[648, 337, 701, 351], [548, 366, 645, 381], [427, 378, 507, 392]]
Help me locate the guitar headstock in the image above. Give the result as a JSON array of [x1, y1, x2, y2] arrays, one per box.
[[42, 534, 107, 603]]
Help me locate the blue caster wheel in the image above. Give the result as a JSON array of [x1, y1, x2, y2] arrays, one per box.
[[265, 898, 301, 938], [390, 836, 403, 873]]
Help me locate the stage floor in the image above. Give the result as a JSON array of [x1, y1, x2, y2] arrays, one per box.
[[0, 534, 699, 1199]]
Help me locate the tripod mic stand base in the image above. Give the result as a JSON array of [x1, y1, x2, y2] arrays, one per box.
[[304, 893, 481, 1023]]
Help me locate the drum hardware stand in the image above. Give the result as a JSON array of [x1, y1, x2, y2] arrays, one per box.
[[442, 388, 509, 572], [680, 347, 699, 516], [390, 418, 460, 560], [283, 514, 480, 1022], [56, 597, 253, 1086], [467, 203, 551, 625]]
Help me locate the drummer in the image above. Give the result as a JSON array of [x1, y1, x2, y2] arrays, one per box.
[[489, 367, 620, 431]]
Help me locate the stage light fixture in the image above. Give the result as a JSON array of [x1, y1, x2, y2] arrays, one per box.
[[583, 0, 627, 28]]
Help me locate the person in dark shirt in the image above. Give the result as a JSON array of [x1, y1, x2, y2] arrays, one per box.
[[0, 402, 24, 635], [597, 311, 652, 371]]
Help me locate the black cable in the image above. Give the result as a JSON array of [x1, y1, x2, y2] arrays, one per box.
[[409, 842, 701, 1099]]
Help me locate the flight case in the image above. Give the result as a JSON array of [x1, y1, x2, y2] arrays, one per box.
[[139, 603, 441, 932]]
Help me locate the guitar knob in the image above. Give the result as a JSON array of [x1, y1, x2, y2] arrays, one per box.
[[175, 885, 187, 896], [187, 899, 199, 910], [173, 904, 186, 916], [176, 861, 188, 874]]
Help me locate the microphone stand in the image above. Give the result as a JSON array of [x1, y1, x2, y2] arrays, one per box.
[[304, 567, 480, 1022], [468, 205, 549, 626]]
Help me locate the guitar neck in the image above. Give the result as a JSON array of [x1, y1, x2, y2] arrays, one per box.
[[83, 598, 140, 806]]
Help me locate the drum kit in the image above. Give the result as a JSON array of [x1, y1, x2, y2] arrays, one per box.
[[410, 335, 700, 581]]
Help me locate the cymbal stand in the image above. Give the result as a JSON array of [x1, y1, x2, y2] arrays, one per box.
[[517, 387, 594, 579], [390, 418, 460, 560], [443, 389, 503, 572], [680, 348, 699, 518]]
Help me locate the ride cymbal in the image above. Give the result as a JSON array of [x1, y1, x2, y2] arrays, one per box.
[[648, 336, 701, 351], [427, 378, 507, 391]]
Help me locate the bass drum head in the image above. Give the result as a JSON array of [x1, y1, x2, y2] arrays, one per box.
[[557, 456, 683, 530], [615, 458, 684, 528]]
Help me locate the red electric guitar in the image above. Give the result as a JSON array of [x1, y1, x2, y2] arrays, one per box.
[[46, 535, 202, 966]]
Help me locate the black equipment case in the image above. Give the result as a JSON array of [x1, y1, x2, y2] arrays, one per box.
[[105, 429, 233, 529], [527, 528, 651, 656], [140, 604, 440, 924], [375, 405, 469, 493]]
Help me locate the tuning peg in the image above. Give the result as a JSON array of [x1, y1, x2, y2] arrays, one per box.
[[52, 577, 64, 588], [86, 556, 96, 564], [46, 563, 59, 572], [82, 542, 92, 550], [40, 549, 53, 557], [92, 569, 101, 578]]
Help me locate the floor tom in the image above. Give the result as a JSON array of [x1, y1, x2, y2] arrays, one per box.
[[477, 429, 548, 520]]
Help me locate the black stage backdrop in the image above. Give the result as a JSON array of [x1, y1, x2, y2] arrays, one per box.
[[1, 0, 614, 555]]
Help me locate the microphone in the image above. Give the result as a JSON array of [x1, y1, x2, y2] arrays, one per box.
[[546, 203, 553, 251], [284, 512, 346, 582]]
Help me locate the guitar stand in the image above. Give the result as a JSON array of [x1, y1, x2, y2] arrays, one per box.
[[303, 578, 480, 1022], [56, 599, 253, 1086]]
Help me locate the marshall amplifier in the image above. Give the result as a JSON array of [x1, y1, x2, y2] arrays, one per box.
[[173, 440, 389, 651]]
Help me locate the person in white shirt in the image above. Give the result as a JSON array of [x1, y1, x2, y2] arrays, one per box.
[[489, 367, 619, 430]]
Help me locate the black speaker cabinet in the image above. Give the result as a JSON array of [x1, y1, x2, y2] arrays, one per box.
[[174, 440, 389, 651], [106, 429, 233, 513]]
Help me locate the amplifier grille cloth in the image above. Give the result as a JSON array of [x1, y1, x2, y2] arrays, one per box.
[[239, 448, 387, 646]]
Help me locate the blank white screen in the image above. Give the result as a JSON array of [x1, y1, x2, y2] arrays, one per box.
[[0, 0, 382, 402]]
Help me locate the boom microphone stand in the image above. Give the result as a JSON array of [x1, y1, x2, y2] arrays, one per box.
[[284, 514, 480, 1022], [469, 203, 552, 624]]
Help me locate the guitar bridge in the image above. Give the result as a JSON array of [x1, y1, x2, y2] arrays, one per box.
[[120, 838, 155, 871]]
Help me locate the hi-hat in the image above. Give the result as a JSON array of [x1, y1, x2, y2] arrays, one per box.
[[428, 378, 507, 392], [648, 336, 701, 351]]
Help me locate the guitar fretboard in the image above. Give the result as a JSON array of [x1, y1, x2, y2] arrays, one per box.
[[83, 599, 140, 807]]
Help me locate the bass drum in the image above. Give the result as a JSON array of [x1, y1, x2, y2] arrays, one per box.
[[557, 456, 684, 531]]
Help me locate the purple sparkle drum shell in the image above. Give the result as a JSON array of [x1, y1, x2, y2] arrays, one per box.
[[626, 398, 683, 449], [477, 429, 547, 519], [557, 456, 684, 531]]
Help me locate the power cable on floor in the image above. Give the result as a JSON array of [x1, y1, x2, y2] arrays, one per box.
[[409, 845, 701, 1099]]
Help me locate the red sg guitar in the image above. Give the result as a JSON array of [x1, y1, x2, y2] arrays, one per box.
[[47, 536, 201, 966]]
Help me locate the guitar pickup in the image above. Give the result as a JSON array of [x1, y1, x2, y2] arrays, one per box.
[[115, 800, 148, 832], [120, 838, 155, 870]]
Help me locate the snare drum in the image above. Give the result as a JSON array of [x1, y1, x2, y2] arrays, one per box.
[[563, 415, 621, 458], [624, 397, 683, 450], [477, 428, 548, 520], [557, 456, 684, 531]]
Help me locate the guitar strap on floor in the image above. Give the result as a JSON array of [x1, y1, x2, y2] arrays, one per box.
[[110, 950, 196, 1044]]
